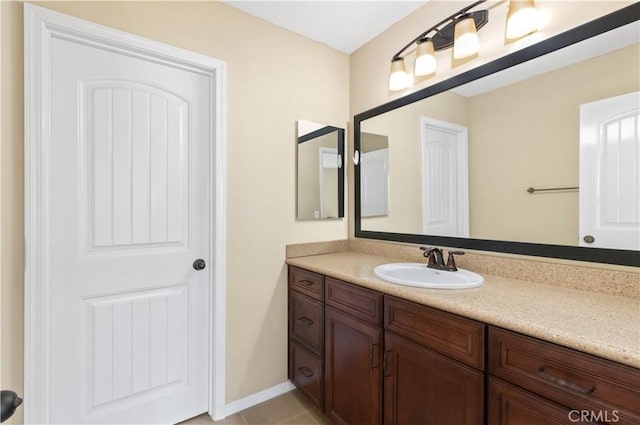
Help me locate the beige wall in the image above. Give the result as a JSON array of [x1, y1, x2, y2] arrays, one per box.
[[0, 1, 349, 421], [468, 44, 640, 245], [360, 91, 469, 233], [349, 0, 634, 237]]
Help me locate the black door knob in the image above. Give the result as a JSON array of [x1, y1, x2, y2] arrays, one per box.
[[193, 259, 206, 271], [1, 390, 23, 423]]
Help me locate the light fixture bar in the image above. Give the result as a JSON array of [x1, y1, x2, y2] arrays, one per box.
[[388, 0, 538, 91], [391, 0, 487, 60]]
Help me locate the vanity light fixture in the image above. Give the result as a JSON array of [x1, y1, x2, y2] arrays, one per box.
[[453, 14, 481, 59], [388, 57, 410, 91], [388, 0, 538, 91], [414, 38, 437, 76]]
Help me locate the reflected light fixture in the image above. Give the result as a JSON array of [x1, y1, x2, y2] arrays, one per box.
[[387, 0, 538, 91], [506, 0, 538, 39]]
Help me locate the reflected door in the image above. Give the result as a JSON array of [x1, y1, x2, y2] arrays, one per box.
[[361, 149, 390, 217], [49, 31, 210, 423], [580, 91, 640, 250], [421, 118, 469, 237]]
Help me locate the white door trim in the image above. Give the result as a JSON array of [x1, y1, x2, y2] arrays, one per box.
[[24, 4, 227, 422]]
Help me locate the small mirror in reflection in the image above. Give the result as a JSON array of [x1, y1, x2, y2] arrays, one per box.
[[296, 120, 345, 220]]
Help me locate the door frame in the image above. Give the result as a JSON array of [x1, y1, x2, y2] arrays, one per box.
[[24, 4, 227, 422]]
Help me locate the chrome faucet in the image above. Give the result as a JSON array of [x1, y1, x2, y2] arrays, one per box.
[[420, 247, 465, 272]]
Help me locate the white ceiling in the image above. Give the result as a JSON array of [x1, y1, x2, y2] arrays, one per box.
[[222, 1, 428, 54]]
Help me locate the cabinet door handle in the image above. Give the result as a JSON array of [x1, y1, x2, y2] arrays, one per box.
[[537, 367, 594, 394], [383, 350, 394, 377], [297, 366, 313, 378], [297, 279, 315, 287], [298, 316, 314, 326], [370, 343, 379, 369]]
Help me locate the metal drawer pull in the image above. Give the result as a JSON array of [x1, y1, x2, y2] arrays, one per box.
[[297, 367, 314, 378], [297, 279, 315, 286], [298, 316, 314, 326], [537, 368, 594, 394]]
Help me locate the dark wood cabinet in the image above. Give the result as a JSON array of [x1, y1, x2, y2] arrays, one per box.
[[384, 296, 484, 370], [323, 277, 384, 425], [288, 267, 325, 411], [488, 327, 640, 425], [289, 291, 324, 356], [288, 266, 640, 425], [383, 297, 484, 425], [384, 331, 483, 425], [290, 340, 324, 409], [488, 377, 591, 425]]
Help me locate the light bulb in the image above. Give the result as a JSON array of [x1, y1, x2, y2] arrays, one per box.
[[506, 0, 538, 39], [453, 16, 480, 59], [414, 39, 437, 76], [388, 58, 409, 91]]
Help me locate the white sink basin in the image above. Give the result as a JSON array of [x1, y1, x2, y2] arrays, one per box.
[[374, 263, 484, 289]]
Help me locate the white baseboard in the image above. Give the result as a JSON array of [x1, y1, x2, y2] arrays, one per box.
[[224, 380, 296, 417]]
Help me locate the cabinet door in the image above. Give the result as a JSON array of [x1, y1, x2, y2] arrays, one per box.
[[488, 377, 598, 425], [384, 332, 483, 425], [325, 306, 382, 425]]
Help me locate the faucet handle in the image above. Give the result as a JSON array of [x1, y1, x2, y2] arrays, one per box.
[[446, 251, 465, 271], [419, 246, 432, 257]]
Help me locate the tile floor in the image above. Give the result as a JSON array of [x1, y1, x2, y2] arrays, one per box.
[[179, 390, 331, 425]]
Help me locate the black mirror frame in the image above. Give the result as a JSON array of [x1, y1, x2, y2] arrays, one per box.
[[354, 3, 640, 267], [298, 125, 345, 219]]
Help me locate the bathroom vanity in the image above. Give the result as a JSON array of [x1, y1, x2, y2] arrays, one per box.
[[286, 253, 640, 425]]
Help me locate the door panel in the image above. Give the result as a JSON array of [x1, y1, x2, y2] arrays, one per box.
[[49, 32, 210, 424], [85, 81, 190, 250], [580, 91, 640, 250], [87, 285, 189, 408], [384, 332, 483, 425], [325, 306, 382, 425]]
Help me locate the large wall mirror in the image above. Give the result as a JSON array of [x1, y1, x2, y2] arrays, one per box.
[[355, 5, 640, 266], [297, 120, 345, 220]]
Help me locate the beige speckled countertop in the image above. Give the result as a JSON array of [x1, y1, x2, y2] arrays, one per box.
[[286, 252, 640, 369]]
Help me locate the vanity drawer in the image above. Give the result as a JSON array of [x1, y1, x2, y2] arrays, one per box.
[[289, 266, 324, 301], [289, 340, 324, 410], [384, 296, 485, 370], [325, 277, 383, 326], [488, 327, 640, 423], [289, 291, 324, 356]]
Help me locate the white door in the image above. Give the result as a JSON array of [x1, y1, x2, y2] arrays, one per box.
[[580, 91, 640, 250], [361, 148, 389, 217], [421, 117, 469, 237], [45, 19, 211, 425]]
